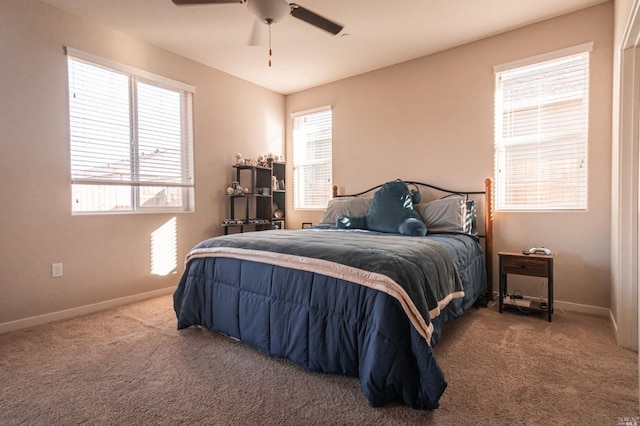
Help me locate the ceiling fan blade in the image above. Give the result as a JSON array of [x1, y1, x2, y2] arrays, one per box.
[[247, 18, 268, 46], [171, 0, 242, 5], [289, 3, 343, 35]]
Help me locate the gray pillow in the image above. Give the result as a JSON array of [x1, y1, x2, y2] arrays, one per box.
[[320, 197, 372, 224], [416, 196, 477, 235]]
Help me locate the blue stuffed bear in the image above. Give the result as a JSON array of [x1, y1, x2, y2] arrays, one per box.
[[336, 180, 427, 236]]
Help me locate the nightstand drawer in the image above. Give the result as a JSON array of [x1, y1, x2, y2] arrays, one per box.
[[500, 255, 549, 277]]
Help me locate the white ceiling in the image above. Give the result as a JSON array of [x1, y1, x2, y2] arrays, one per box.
[[39, 0, 607, 94]]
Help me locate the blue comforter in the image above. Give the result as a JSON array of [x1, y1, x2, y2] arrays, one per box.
[[174, 229, 486, 409]]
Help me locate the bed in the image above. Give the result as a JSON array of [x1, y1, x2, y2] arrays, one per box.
[[174, 178, 494, 410]]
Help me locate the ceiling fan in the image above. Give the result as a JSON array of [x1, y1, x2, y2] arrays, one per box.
[[172, 0, 344, 66], [171, 0, 344, 36]]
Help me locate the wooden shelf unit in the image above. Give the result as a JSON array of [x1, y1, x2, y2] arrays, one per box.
[[223, 162, 285, 234]]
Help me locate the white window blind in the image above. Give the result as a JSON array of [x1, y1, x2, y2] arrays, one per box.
[[67, 48, 194, 213], [494, 44, 591, 211], [292, 107, 332, 209]]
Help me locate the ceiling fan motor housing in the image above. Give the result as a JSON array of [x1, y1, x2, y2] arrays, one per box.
[[247, 0, 291, 24]]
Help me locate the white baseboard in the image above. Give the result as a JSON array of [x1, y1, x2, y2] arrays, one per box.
[[552, 299, 611, 317], [609, 309, 619, 334], [0, 287, 175, 335]]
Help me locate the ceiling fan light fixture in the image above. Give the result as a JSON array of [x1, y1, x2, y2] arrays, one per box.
[[246, 0, 290, 25]]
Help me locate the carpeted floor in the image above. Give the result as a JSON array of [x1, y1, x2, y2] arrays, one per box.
[[0, 295, 637, 425]]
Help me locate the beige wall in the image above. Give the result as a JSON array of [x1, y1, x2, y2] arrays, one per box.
[[286, 3, 614, 310], [0, 0, 284, 325]]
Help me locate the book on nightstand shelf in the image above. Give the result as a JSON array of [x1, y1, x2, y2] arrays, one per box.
[[502, 297, 531, 308]]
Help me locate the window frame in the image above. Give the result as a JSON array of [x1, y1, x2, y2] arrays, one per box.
[[66, 47, 195, 215], [291, 106, 333, 210], [493, 43, 592, 212]]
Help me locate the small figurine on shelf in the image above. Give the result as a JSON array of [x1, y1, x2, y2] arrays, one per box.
[[235, 153, 243, 165], [267, 153, 274, 167], [227, 181, 239, 195], [257, 155, 269, 168], [272, 176, 278, 191], [272, 201, 283, 219], [229, 182, 244, 196]]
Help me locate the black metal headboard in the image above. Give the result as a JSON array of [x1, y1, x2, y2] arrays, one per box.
[[335, 180, 485, 199]]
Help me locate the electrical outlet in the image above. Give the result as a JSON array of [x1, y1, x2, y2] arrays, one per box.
[[51, 263, 63, 278]]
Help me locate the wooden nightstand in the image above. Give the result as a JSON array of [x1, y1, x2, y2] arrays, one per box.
[[498, 251, 554, 322]]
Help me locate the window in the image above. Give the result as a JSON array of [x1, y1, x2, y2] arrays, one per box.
[[494, 43, 591, 211], [292, 107, 332, 209], [66, 48, 195, 213]]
